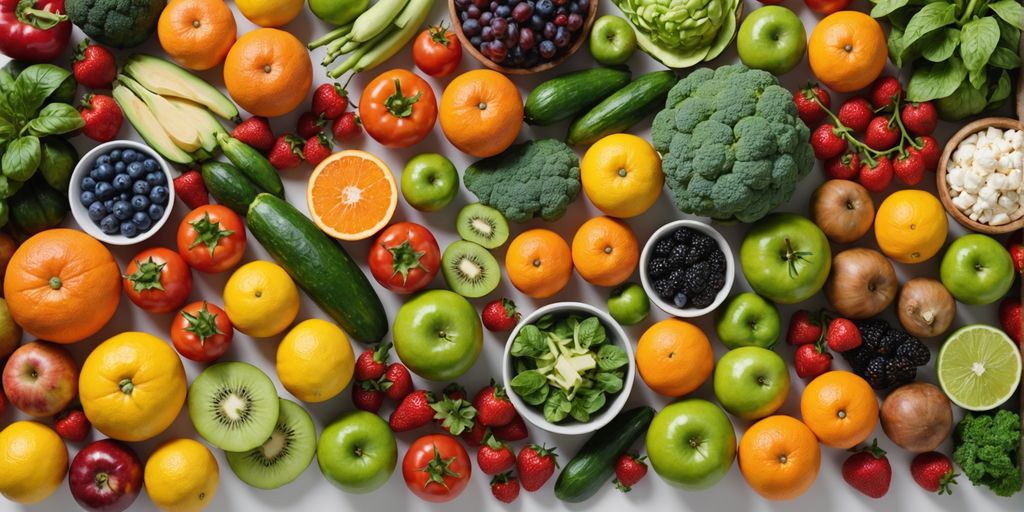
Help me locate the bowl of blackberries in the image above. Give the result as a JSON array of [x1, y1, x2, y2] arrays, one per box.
[[639, 220, 734, 318], [69, 140, 174, 245], [448, 0, 598, 73]]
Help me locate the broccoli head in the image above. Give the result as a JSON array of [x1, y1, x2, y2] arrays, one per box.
[[651, 64, 813, 223], [953, 409, 1022, 497], [66, 0, 166, 49], [463, 139, 581, 222]]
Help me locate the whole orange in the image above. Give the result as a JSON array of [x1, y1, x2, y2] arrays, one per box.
[[571, 216, 639, 287], [800, 371, 878, 449], [439, 69, 523, 158], [157, 0, 237, 71], [505, 229, 572, 299], [874, 190, 947, 264], [635, 319, 714, 397], [224, 28, 312, 117], [739, 415, 821, 501], [808, 11, 887, 93]]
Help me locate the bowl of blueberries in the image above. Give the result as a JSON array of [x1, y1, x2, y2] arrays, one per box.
[[69, 140, 174, 245], [639, 220, 734, 318]]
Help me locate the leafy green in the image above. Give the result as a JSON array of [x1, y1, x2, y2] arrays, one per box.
[[596, 345, 629, 371], [611, 0, 742, 68], [511, 325, 547, 358], [953, 409, 1021, 497], [510, 370, 550, 405]]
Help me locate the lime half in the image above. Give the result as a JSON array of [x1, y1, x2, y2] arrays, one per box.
[[937, 325, 1022, 411]]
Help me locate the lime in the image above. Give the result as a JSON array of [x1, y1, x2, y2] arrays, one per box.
[[937, 324, 1021, 411]]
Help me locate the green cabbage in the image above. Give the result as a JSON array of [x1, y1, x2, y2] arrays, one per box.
[[612, 0, 741, 68]]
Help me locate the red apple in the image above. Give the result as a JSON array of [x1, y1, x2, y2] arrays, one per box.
[[1, 341, 78, 417], [69, 439, 143, 512], [804, 0, 850, 13]]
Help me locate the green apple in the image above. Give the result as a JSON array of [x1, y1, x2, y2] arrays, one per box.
[[401, 153, 459, 212], [715, 292, 780, 349], [740, 213, 832, 304], [393, 289, 483, 381], [940, 234, 1014, 305], [713, 346, 790, 421], [309, 0, 368, 25], [736, 6, 807, 75], [646, 398, 736, 490], [589, 15, 638, 65], [607, 282, 650, 326], [317, 411, 397, 494]]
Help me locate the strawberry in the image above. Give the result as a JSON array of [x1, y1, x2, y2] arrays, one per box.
[[492, 412, 529, 442], [79, 94, 123, 142], [810, 123, 848, 160], [382, 362, 413, 402], [859, 156, 894, 193], [837, 96, 873, 133], [1008, 231, 1023, 274], [910, 451, 958, 495], [355, 342, 391, 381], [474, 382, 516, 427], [312, 83, 349, 120], [517, 444, 558, 492], [172, 170, 210, 210], [824, 152, 860, 180], [794, 343, 832, 379], [901, 101, 937, 136], [389, 390, 435, 432], [999, 297, 1021, 344], [826, 317, 862, 352], [54, 408, 91, 442], [231, 116, 275, 153], [864, 116, 900, 151], [297, 111, 326, 139], [478, 434, 516, 475], [430, 395, 477, 435], [482, 299, 520, 332], [443, 382, 468, 401], [613, 453, 648, 492], [72, 40, 116, 89], [303, 133, 333, 166], [914, 135, 941, 171], [352, 380, 385, 413], [332, 112, 362, 142], [869, 76, 904, 110], [490, 472, 520, 503], [462, 419, 490, 446], [893, 150, 925, 186], [793, 84, 831, 125], [842, 439, 892, 499], [787, 309, 823, 345], [268, 134, 304, 171]]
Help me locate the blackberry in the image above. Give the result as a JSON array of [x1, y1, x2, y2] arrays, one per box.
[[648, 257, 671, 278], [864, 328, 899, 355], [887, 356, 917, 385], [668, 254, 685, 268], [682, 262, 709, 294], [895, 340, 930, 367], [855, 319, 888, 344], [843, 346, 875, 371], [653, 237, 675, 256], [707, 248, 726, 273], [690, 234, 716, 257], [667, 268, 686, 292], [672, 227, 694, 245], [671, 244, 689, 259], [706, 272, 726, 295], [691, 288, 716, 309], [653, 279, 675, 300], [863, 356, 892, 389]]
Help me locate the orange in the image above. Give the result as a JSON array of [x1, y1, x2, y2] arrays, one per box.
[[874, 190, 947, 264], [808, 11, 887, 93], [224, 28, 312, 117], [738, 415, 821, 501], [580, 134, 664, 218], [439, 69, 523, 158], [306, 150, 397, 241], [157, 0, 237, 71], [571, 216, 639, 287], [635, 319, 714, 397], [505, 229, 572, 299], [800, 371, 878, 449]]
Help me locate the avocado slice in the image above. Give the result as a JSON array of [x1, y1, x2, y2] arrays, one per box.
[[112, 84, 193, 165], [166, 97, 227, 153], [122, 54, 241, 122]]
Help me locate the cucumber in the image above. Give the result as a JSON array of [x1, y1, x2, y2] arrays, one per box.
[[247, 193, 388, 344], [216, 133, 285, 197], [202, 161, 262, 215], [566, 70, 677, 147], [524, 67, 631, 126], [554, 406, 655, 502]]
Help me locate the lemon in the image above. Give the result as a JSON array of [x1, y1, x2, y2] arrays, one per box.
[[235, 0, 303, 27], [0, 421, 68, 504], [224, 261, 300, 338], [145, 438, 219, 512], [937, 324, 1021, 411], [580, 134, 664, 218], [874, 190, 947, 264], [277, 319, 355, 403]]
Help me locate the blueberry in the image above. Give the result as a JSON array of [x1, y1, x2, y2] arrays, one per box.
[[539, 39, 556, 59], [122, 149, 137, 162], [495, 4, 511, 17], [120, 221, 138, 238], [132, 211, 152, 231], [114, 161, 126, 174], [131, 194, 150, 211], [94, 163, 114, 181], [146, 172, 163, 186], [94, 182, 115, 200], [132, 180, 150, 196], [120, 192, 131, 201], [112, 173, 133, 191], [99, 214, 119, 234], [80, 176, 96, 192], [112, 200, 133, 220], [462, 18, 481, 36], [96, 155, 111, 166], [536, 0, 554, 16], [672, 292, 689, 309], [87, 202, 106, 221], [103, 199, 114, 211], [79, 190, 97, 207], [148, 203, 165, 221], [142, 159, 159, 173], [127, 161, 145, 179], [109, 149, 122, 161], [149, 185, 169, 205]]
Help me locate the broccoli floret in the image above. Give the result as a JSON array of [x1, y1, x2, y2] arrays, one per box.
[[463, 139, 580, 222], [66, 0, 166, 49], [953, 409, 1022, 497], [651, 64, 814, 222]]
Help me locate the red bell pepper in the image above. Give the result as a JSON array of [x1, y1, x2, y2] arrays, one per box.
[[0, 0, 71, 63]]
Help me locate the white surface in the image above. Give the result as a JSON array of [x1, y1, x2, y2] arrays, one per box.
[[1, 1, 1021, 511]]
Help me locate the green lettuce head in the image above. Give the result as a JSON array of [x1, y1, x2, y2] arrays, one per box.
[[613, 0, 741, 68]]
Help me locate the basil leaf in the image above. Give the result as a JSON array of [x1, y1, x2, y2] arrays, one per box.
[[510, 370, 550, 406], [921, 27, 961, 62], [989, 46, 1021, 68], [510, 325, 547, 358], [1, 136, 40, 181], [960, 17, 1000, 74], [986, 70, 1012, 109], [11, 64, 71, 119], [0, 117, 14, 145], [576, 317, 606, 349], [25, 103, 85, 136], [596, 344, 628, 370], [871, 0, 911, 18], [908, 56, 968, 101], [902, 2, 957, 49], [988, 0, 1024, 29], [543, 391, 572, 423]]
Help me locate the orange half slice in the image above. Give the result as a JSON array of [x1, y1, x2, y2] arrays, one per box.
[[306, 150, 397, 241]]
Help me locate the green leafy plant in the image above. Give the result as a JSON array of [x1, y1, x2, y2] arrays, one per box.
[[611, 0, 741, 68]]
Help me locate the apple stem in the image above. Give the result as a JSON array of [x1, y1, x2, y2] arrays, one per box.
[[783, 238, 812, 279], [95, 472, 109, 490]]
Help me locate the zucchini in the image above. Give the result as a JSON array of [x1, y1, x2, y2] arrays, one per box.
[[554, 406, 655, 502], [566, 70, 677, 146], [247, 193, 388, 344], [216, 133, 285, 197], [202, 161, 262, 215], [524, 67, 631, 126]]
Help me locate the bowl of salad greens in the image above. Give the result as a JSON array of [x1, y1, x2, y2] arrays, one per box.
[[502, 302, 635, 435]]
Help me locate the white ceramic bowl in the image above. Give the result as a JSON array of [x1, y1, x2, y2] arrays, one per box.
[[639, 220, 734, 318], [68, 140, 175, 246], [502, 302, 635, 436]]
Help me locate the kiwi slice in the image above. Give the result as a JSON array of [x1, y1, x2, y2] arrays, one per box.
[[442, 240, 501, 298], [188, 362, 280, 452], [226, 398, 316, 490], [456, 203, 509, 249]]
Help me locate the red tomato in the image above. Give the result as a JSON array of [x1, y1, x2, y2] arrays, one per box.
[[368, 222, 440, 294], [177, 205, 246, 274], [804, 0, 849, 13], [359, 69, 437, 148], [171, 301, 233, 363], [413, 24, 462, 77], [122, 247, 193, 314], [402, 434, 471, 502]]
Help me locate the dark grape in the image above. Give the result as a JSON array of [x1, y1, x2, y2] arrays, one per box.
[[489, 40, 508, 62], [519, 27, 535, 49], [489, 1, 498, 9], [505, 24, 519, 46], [479, 41, 491, 57], [462, 18, 481, 35], [481, 25, 494, 41], [467, 5, 481, 18], [542, 21, 556, 39], [479, 11, 493, 24], [535, 0, 554, 16], [510, 45, 526, 65], [539, 39, 556, 58], [566, 12, 582, 31], [470, 35, 482, 46], [553, 25, 570, 47], [511, 2, 533, 21], [554, 13, 567, 26], [530, 14, 544, 31], [568, 1, 579, 13], [460, 10, 469, 21], [490, 17, 507, 34], [495, 4, 511, 17]]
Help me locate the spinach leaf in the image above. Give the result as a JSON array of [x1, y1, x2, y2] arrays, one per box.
[[988, 0, 1024, 29], [902, 2, 956, 49], [593, 371, 624, 394], [871, 0, 911, 18], [921, 27, 961, 62], [935, 78, 989, 120], [596, 345, 629, 370], [888, 26, 909, 67], [960, 16, 1000, 77], [511, 325, 547, 358], [543, 390, 572, 423], [2, 136, 40, 181], [908, 56, 968, 101], [575, 317, 606, 349], [551, 318, 574, 340], [510, 370, 550, 405], [0, 117, 14, 146], [986, 70, 1012, 109], [988, 46, 1021, 68], [10, 64, 71, 121], [25, 103, 84, 137], [580, 388, 607, 414], [534, 314, 555, 330]]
